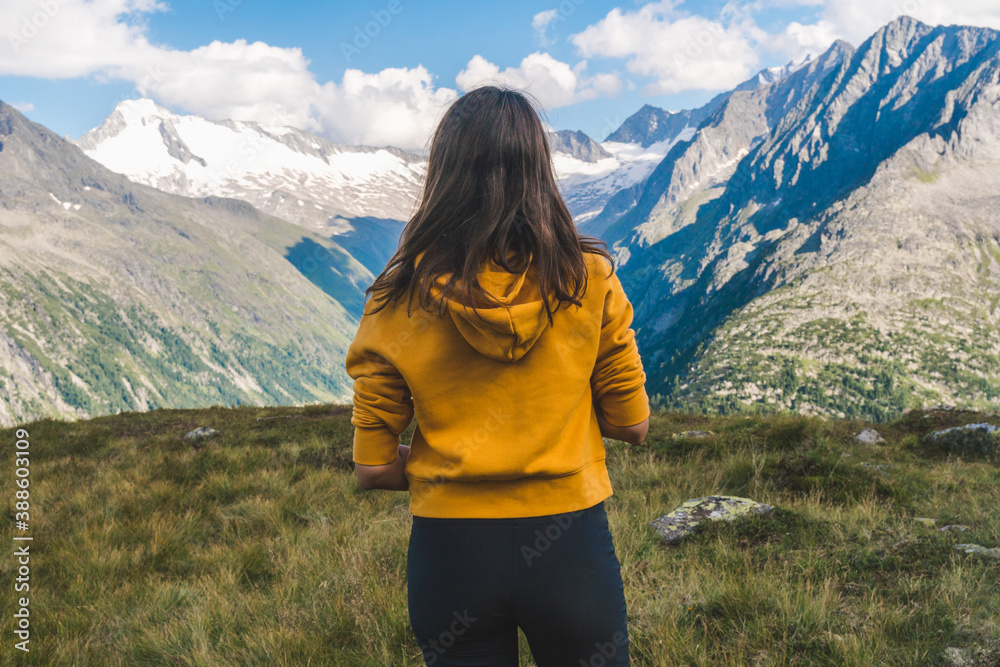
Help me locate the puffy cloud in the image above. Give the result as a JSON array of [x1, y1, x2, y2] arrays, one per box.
[[770, 20, 842, 61], [314, 67, 458, 150], [1, 0, 167, 78], [823, 0, 1000, 43], [124, 40, 324, 131], [570, 0, 1000, 96], [773, 0, 1000, 60], [0, 0, 456, 149], [456, 52, 621, 110], [570, 1, 761, 95]]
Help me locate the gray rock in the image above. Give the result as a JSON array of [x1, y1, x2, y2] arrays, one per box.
[[942, 647, 968, 667], [184, 427, 219, 440], [672, 430, 715, 439], [547, 130, 613, 163], [954, 544, 1000, 559], [925, 423, 999, 455], [929, 423, 998, 438], [855, 428, 885, 444], [650, 495, 773, 544], [939, 525, 970, 532]]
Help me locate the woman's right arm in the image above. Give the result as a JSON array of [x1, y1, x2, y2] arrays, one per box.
[[345, 312, 415, 488]]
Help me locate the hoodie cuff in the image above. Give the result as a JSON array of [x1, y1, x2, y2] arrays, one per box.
[[353, 426, 401, 466], [599, 387, 651, 427]]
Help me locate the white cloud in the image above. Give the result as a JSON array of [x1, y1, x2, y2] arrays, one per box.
[[570, 1, 761, 95], [10, 101, 35, 113], [2, 0, 167, 78], [0, 0, 456, 150], [533, 9, 559, 45], [749, 0, 825, 7], [568, 0, 1000, 96], [314, 67, 458, 150], [456, 52, 622, 110], [769, 20, 842, 61], [775, 0, 1000, 60]]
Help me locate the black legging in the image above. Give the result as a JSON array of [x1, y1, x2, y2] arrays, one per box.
[[406, 501, 630, 666]]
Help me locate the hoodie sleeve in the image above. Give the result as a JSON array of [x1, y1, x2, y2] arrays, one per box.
[[591, 268, 650, 427], [345, 314, 414, 466]]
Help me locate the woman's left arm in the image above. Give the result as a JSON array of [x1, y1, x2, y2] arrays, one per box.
[[356, 444, 410, 490]]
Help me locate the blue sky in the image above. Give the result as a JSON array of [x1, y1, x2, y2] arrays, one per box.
[[2, 0, 999, 149]]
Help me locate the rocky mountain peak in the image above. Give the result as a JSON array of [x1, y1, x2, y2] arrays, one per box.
[[77, 98, 175, 151], [548, 129, 612, 162]]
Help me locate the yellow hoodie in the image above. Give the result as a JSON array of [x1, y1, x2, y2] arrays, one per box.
[[345, 251, 649, 518]]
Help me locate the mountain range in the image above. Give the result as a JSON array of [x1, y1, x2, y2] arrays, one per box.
[[1, 15, 998, 426], [612, 16, 1000, 420], [74, 100, 700, 255]]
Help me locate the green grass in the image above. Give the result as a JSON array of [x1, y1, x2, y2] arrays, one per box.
[[2, 406, 999, 665], [912, 167, 941, 184]]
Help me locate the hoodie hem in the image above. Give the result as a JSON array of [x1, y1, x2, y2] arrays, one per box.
[[407, 458, 614, 518]]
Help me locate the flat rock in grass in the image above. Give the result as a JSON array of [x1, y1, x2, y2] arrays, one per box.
[[942, 647, 967, 667], [650, 495, 773, 545], [924, 423, 999, 455], [855, 428, 885, 444], [672, 430, 715, 439], [184, 427, 219, 440], [939, 524, 970, 533], [954, 543, 1000, 559]]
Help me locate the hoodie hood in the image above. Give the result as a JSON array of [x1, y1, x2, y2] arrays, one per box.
[[433, 259, 552, 363]]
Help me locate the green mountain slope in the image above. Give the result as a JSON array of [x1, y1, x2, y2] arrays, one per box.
[[0, 101, 370, 427]]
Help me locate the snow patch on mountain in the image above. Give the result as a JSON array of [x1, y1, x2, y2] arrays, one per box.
[[553, 128, 696, 223]]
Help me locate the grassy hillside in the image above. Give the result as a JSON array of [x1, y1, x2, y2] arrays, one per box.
[[1, 405, 998, 666], [0, 101, 369, 428]]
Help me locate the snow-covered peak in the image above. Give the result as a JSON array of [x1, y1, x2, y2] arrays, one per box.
[[115, 98, 176, 123], [75, 101, 428, 228], [754, 53, 815, 87], [552, 127, 696, 222]]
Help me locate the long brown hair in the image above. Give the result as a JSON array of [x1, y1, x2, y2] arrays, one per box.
[[364, 84, 612, 321]]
